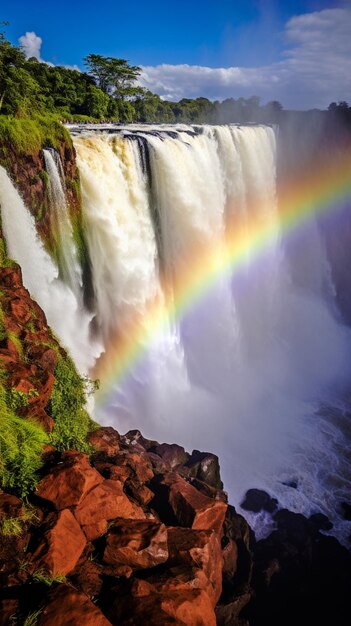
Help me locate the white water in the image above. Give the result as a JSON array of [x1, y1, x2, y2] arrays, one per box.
[[42, 149, 83, 300], [0, 165, 101, 372], [1, 124, 351, 543]]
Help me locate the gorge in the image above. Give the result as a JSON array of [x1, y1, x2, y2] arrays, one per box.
[[0, 121, 351, 625]]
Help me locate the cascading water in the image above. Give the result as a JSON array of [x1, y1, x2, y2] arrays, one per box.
[[1, 124, 350, 544], [42, 149, 83, 300], [0, 165, 101, 372]]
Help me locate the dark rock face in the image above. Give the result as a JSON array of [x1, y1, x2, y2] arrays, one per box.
[[240, 489, 278, 514], [243, 508, 351, 626]]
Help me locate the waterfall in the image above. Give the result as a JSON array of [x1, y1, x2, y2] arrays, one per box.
[[1, 123, 351, 543], [0, 165, 101, 372], [43, 149, 83, 300]]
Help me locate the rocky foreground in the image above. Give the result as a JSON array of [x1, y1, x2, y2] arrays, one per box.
[[0, 266, 350, 626]]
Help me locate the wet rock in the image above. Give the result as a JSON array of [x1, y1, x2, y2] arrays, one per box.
[[104, 519, 168, 570], [151, 473, 227, 533], [36, 453, 104, 509], [341, 501, 351, 520], [88, 426, 121, 457], [167, 526, 223, 604], [185, 450, 223, 490], [32, 509, 86, 576], [240, 489, 278, 514], [38, 585, 112, 626], [308, 512, 333, 531], [151, 442, 189, 469]]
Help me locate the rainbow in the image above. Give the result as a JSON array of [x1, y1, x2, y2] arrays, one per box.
[[94, 148, 351, 406]]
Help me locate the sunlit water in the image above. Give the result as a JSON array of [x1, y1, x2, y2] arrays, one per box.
[[1, 124, 350, 544]]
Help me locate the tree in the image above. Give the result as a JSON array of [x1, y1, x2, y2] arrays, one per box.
[[84, 54, 143, 100]]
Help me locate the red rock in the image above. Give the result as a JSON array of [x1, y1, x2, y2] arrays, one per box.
[[104, 520, 168, 570], [74, 479, 146, 527], [153, 473, 227, 534], [38, 585, 112, 626], [71, 559, 103, 598], [126, 479, 154, 506], [14, 378, 35, 395], [27, 407, 54, 432], [0, 493, 22, 519], [10, 299, 31, 324], [114, 451, 154, 483], [152, 443, 189, 469], [108, 577, 216, 626], [32, 509, 86, 576], [83, 519, 108, 541], [147, 451, 171, 474], [0, 267, 22, 288], [167, 526, 223, 604], [36, 453, 103, 509], [88, 426, 121, 456]]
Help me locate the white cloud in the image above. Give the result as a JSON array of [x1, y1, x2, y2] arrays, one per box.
[[139, 8, 351, 109], [18, 31, 79, 70], [19, 31, 43, 61]]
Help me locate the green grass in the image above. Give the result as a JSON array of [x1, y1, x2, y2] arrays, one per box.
[[32, 568, 66, 586], [0, 384, 48, 498], [23, 609, 42, 626], [0, 113, 71, 156], [49, 355, 96, 453], [0, 516, 23, 536]]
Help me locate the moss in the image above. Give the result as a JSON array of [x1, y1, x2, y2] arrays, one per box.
[[49, 355, 96, 453], [7, 331, 23, 359], [0, 384, 48, 498], [0, 113, 71, 156]]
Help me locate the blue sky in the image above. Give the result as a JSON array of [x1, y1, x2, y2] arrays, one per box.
[[1, 0, 350, 108]]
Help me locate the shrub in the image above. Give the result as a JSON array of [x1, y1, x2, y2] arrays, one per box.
[[49, 355, 96, 452], [0, 384, 48, 498]]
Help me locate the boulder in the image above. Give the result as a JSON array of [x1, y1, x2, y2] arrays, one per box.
[[36, 453, 103, 509], [104, 519, 168, 570], [167, 526, 223, 604], [151, 473, 227, 533], [240, 489, 278, 514], [32, 509, 86, 576], [185, 450, 223, 490], [106, 577, 216, 626], [88, 426, 121, 457], [74, 479, 146, 527], [38, 585, 112, 626], [151, 443, 189, 469]]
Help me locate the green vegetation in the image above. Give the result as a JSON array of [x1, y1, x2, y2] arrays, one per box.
[[0, 113, 69, 155], [0, 506, 38, 536], [32, 568, 66, 586], [0, 516, 23, 536], [23, 610, 42, 626], [49, 355, 95, 453], [0, 384, 48, 498]]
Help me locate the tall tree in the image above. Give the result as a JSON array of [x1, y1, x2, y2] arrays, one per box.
[[84, 54, 143, 100]]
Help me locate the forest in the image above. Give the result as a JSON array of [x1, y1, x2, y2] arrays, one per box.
[[1, 25, 351, 127]]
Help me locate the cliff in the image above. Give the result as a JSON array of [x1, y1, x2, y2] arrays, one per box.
[[0, 130, 350, 626]]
